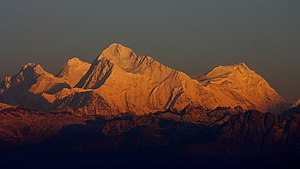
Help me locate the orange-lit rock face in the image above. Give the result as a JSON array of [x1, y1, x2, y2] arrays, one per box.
[[0, 43, 289, 116], [292, 99, 300, 108], [0, 103, 14, 111]]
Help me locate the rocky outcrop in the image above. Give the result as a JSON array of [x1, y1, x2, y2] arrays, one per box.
[[292, 98, 300, 108]]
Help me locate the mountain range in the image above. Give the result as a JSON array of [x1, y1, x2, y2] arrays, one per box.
[[0, 100, 299, 169], [0, 43, 299, 169], [0, 43, 290, 116]]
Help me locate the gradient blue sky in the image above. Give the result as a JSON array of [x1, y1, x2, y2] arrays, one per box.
[[0, 0, 299, 102]]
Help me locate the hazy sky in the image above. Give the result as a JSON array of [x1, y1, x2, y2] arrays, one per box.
[[0, 0, 299, 102]]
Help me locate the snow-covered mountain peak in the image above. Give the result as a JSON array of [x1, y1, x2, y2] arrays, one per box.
[[98, 43, 136, 61], [212, 62, 251, 72], [77, 43, 176, 89], [227, 62, 250, 70], [67, 57, 82, 63], [193, 62, 288, 113], [195, 62, 253, 83], [18, 63, 45, 77], [56, 57, 91, 87], [95, 43, 150, 72], [22, 62, 36, 69], [33, 65, 45, 74], [59, 57, 90, 69]]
